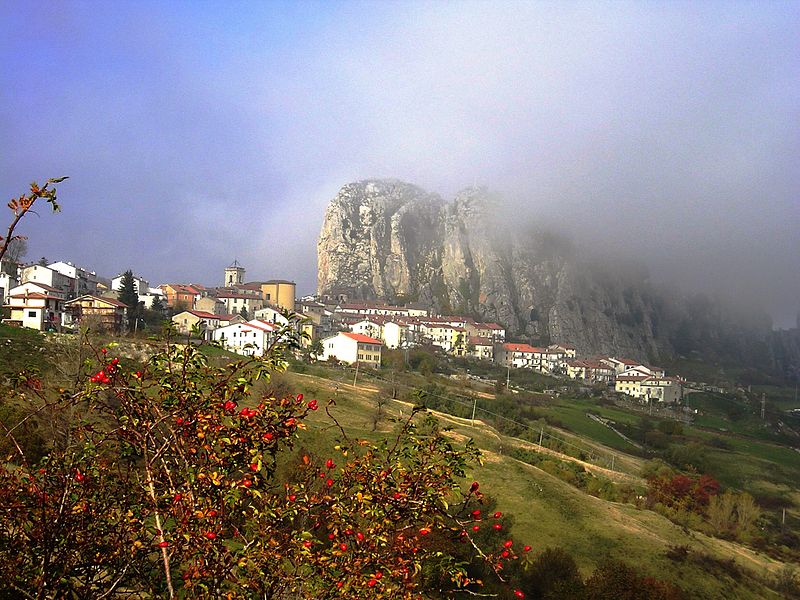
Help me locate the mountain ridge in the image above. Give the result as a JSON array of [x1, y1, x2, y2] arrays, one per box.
[[317, 179, 778, 368]]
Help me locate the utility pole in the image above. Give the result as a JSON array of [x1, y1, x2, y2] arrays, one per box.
[[471, 396, 477, 426], [506, 365, 510, 390], [538, 426, 544, 447], [611, 455, 615, 471], [761, 394, 766, 421], [353, 362, 359, 388]]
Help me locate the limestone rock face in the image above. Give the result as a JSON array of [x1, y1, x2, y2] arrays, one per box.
[[317, 179, 770, 362]]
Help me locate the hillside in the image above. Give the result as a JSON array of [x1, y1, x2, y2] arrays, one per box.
[[280, 362, 797, 599], [2, 325, 798, 598]]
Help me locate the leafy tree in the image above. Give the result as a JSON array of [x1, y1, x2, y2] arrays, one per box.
[[239, 306, 249, 320], [117, 270, 140, 332]]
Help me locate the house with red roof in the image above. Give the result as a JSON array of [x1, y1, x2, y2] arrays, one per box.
[[171, 310, 224, 337], [321, 331, 382, 366], [495, 342, 545, 369], [160, 284, 202, 309]]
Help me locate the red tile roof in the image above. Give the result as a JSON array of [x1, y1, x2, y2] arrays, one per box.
[[502, 343, 538, 353], [342, 332, 383, 345]]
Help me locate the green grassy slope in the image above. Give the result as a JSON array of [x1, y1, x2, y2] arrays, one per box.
[[282, 369, 791, 600]]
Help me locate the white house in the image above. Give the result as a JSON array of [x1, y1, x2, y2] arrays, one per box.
[[495, 343, 543, 369], [350, 318, 384, 341], [3, 289, 63, 331], [321, 332, 382, 366], [48, 261, 101, 297], [211, 320, 278, 356], [0, 260, 19, 303], [253, 304, 290, 327], [21, 265, 75, 298], [640, 376, 683, 404], [111, 273, 150, 295]]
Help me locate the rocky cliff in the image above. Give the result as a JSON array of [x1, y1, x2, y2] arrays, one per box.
[[317, 179, 772, 363]]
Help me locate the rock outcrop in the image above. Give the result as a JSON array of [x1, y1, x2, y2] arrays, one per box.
[[317, 179, 773, 363]]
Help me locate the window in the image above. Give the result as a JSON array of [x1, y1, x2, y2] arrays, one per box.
[[28, 311, 37, 318]]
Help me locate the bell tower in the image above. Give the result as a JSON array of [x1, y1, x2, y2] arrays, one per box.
[[224, 260, 245, 287]]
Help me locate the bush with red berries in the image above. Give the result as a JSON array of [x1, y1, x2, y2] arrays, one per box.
[[0, 326, 534, 599]]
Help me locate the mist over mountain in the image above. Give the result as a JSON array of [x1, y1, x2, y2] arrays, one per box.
[[318, 179, 794, 373]]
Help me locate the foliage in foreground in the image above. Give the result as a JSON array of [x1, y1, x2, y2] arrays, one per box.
[[0, 327, 535, 599]]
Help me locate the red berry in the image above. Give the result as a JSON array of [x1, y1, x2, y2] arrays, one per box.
[[111, 357, 119, 365], [263, 432, 274, 441], [250, 463, 259, 472], [515, 591, 525, 598], [356, 532, 364, 541], [208, 509, 218, 517], [325, 459, 335, 469], [501, 550, 510, 558], [493, 523, 502, 531], [303, 540, 312, 548], [328, 533, 335, 540], [339, 543, 347, 551], [135, 371, 142, 378], [101, 348, 107, 354], [469, 481, 479, 492], [241, 479, 252, 488], [375, 571, 383, 579], [523, 545, 532, 552], [367, 579, 377, 587], [326, 478, 333, 487], [75, 471, 85, 483], [173, 493, 182, 502], [336, 582, 343, 588], [296, 393, 304, 402], [503, 540, 513, 548], [472, 525, 480, 531], [494, 511, 503, 518], [418, 528, 430, 536], [393, 492, 402, 500], [307, 399, 318, 411], [224, 400, 236, 412], [289, 494, 297, 502], [205, 531, 216, 540], [175, 417, 183, 425], [472, 509, 481, 519], [158, 541, 169, 548]]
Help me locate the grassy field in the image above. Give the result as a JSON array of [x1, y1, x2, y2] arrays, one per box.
[[278, 369, 791, 599]]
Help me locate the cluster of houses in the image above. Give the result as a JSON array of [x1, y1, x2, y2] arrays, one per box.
[[1, 258, 683, 404]]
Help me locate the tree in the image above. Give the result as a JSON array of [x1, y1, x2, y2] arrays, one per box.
[[117, 270, 139, 332], [0, 177, 66, 263], [239, 306, 249, 320], [4, 237, 27, 264], [151, 294, 165, 313]]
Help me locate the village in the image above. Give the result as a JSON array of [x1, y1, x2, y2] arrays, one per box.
[[1, 258, 685, 405]]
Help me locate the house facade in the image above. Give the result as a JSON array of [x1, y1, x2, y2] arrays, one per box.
[[321, 332, 382, 366], [21, 265, 75, 298], [63, 295, 127, 332], [171, 310, 222, 336], [3, 290, 63, 331], [211, 320, 277, 356], [495, 343, 542, 369]]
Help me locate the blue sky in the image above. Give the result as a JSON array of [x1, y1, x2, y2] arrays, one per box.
[[1, 1, 798, 326]]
